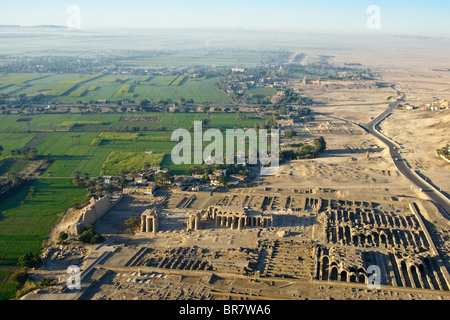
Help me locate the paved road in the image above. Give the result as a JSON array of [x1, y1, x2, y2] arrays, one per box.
[[361, 101, 450, 218]]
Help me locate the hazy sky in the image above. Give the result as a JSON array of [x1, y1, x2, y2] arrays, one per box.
[[1, 0, 449, 36]]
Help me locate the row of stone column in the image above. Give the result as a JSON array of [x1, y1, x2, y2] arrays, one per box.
[[329, 209, 418, 230], [391, 256, 449, 291], [328, 225, 427, 249], [187, 213, 201, 231], [215, 215, 245, 230], [247, 216, 273, 228], [213, 215, 274, 229], [141, 214, 158, 233]]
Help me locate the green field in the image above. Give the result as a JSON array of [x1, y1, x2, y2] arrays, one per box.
[[114, 50, 279, 67], [0, 66, 275, 299], [0, 112, 266, 178], [0, 159, 30, 176], [0, 179, 86, 299], [0, 109, 269, 298], [100, 152, 164, 175], [44, 74, 103, 96], [0, 72, 232, 104], [90, 131, 171, 146], [58, 121, 108, 128], [0, 74, 50, 95], [246, 87, 277, 103]]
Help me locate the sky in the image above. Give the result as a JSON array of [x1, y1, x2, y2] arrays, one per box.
[[0, 0, 449, 36]]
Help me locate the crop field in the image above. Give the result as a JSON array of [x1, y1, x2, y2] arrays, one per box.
[[34, 132, 109, 177], [139, 76, 153, 82], [100, 152, 164, 175], [128, 76, 231, 104], [68, 85, 98, 97], [0, 112, 267, 177], [44, 73, 103, 96], [90, 131, 171, 146], [0, 73, 51, 96], [0, 178, 86, 299], [0, 133, 37, 159], [58, 121, 107, 127], [1, 72, 232, 104], [0, 112, 264, 132], [0, 73, 48, 87], [15, 74, 80, 96], [114, 50, 281, 67], [246, 87, 277, 103], [0, 159, 30, 176], [115, 84, 134, 99], [0, 110, 268, 297]]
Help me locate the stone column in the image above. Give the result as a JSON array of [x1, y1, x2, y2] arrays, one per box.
[[152, 216, 158, 234], [194, 216, 199, 230], [221, 216, 226, 227], [146, 217, 152, 233], [141, 215, 146, 232], [215, 215, 220, 227]]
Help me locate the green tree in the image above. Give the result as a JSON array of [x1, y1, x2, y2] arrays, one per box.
[[201, 173, 210, 184], [313, 136, 326, 153], [154, 172, 171, 186], [58, 232, 68, 244], [284, 130, 296, 138], [218, 175, 230, 186], [40, 278, 55, 287], [78, 226, 104, 244], [125, 216, 141, 233], [18, 252, 42, 271], [300, 144, 315, 156]]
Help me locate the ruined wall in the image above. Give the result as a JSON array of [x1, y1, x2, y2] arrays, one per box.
[[70, 195, 118, 235], [83, 196, 111, 225]]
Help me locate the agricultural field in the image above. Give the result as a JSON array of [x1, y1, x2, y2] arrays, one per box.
[[43, 74, 103, 96], [100, 152, 164, 176], [0, 159, 30, 176], [245, 87, 277, 103], [68, 86, 98, 97], [0, 112, 267, 177], [0, 109, 267, 297], [114, 49, 282, 67], [90, 131, 171, 146], [0, 178, 87, 299], [11, 74, 81, 96], [1, 72, 232, 104], [0, 133, 37, 158], [0, 73, 51, 96], [115, 84, 134, 99], [58, 121, 109, 129], [170, 75, 186, 86]]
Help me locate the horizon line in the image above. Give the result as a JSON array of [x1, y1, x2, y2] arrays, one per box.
[[1, 24, 449, 40]]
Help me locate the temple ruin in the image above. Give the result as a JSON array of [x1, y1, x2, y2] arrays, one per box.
[[187, 211, 202, 231], [206, 206, 274, 229], [140, 208, 159, 234]]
